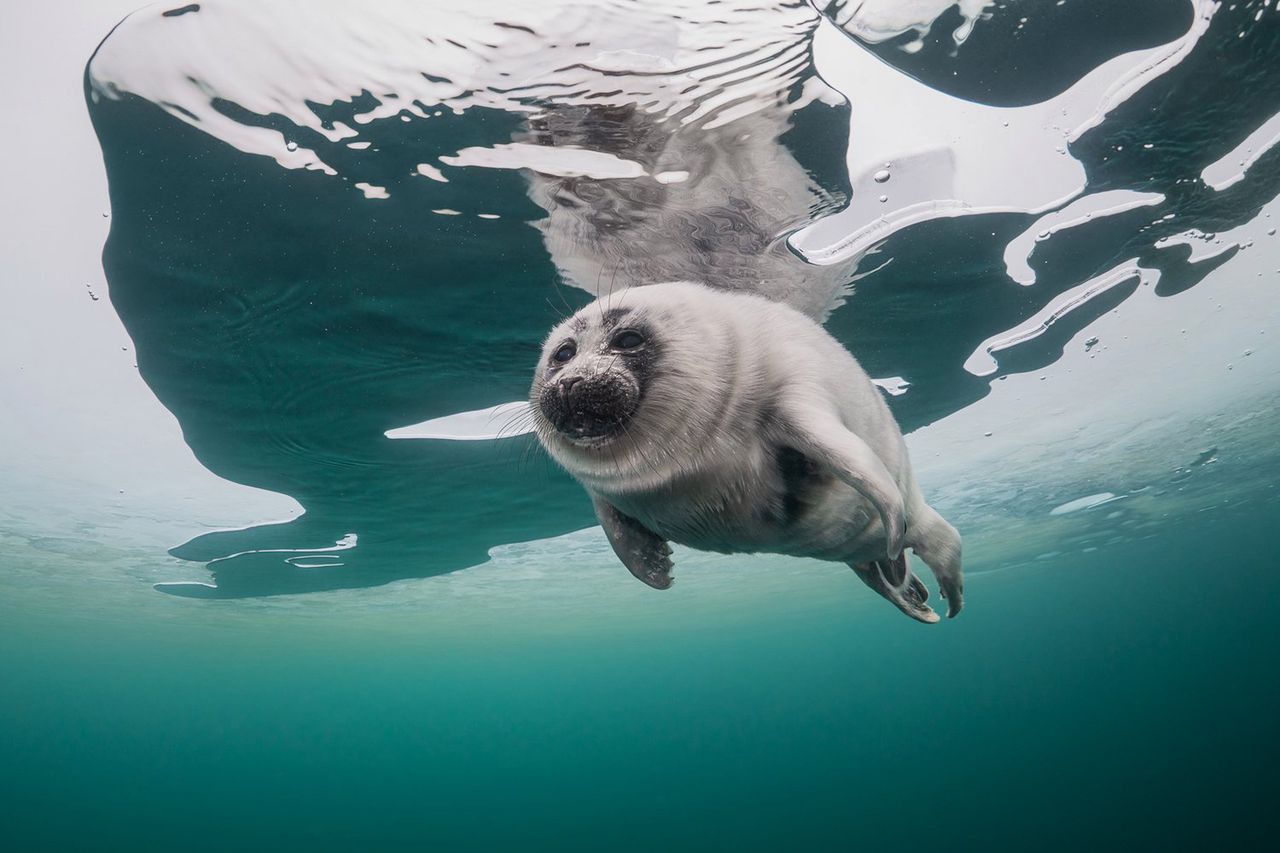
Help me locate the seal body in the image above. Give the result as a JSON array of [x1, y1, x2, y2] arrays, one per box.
[[530, 281, 962, 622]]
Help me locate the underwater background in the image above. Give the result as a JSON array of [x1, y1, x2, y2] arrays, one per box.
[[3, 0, 1279, 849]]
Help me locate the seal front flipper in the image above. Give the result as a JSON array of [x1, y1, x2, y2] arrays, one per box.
[[851, 554, 940, 624], [778, 404, 907, 559], [592, 495, 674, 590]]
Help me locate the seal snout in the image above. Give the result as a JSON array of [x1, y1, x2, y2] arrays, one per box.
[[540, 372, 637, 443], [558, 375, 583, 401]]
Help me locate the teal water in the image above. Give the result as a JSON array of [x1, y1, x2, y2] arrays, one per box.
[[4, 506, 1278, 850], [5, 1, 1280, 850]]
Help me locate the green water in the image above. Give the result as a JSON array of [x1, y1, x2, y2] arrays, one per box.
[[4, 507, 1277, 850]]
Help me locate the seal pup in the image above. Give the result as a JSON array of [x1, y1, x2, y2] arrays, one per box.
[[530, 281, 963, 622]]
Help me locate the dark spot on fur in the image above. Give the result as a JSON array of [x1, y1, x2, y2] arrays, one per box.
[[776, 446, 820, 526], [615, 323, 659, 402], [602, 307, 631, 328]]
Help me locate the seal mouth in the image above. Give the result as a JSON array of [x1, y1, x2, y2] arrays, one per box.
[[559, 413, 626, 443]]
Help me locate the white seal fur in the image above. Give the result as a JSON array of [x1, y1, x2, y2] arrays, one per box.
[[530, 281, 962, 622]]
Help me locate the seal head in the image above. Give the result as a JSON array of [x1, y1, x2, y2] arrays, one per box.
[[532, 309, 655, 447]]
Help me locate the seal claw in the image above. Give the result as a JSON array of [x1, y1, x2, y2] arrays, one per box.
[[644, 566, 674, 590], [940, 577, 964, 618], [853, 558, 940, 624]]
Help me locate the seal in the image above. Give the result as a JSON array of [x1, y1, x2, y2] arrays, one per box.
[[530, 281, 963, 622]]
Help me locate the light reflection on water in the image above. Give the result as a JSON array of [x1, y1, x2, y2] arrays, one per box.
[[53, 0, 1280, 600]]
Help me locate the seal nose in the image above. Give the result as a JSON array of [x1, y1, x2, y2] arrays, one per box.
[[559, 375, 583, 400]]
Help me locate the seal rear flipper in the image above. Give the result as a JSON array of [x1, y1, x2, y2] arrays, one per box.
[[851, 556, 939, 624], [908, 504, 964, 618], [592, 495, 674, 590], [879, 549, 909, 587]]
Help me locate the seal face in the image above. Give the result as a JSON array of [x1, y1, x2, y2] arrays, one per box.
[[533, 310, 656, 447], [530, 281, 964, 623]]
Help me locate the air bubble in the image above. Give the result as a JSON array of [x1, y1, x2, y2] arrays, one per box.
[[878, 194, 888, 203], [873, 168, 890, 183]]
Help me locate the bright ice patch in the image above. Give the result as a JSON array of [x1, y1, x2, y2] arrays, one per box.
[[386, 402, 533, 441], [824, 0, 997, 51], [414, 163, 449, 183], [1050, 493, 1120, 515], [872, 376, 912, 397], [964, 260, 1155, 377], [1004, 191, 1165, 286], [653, 171, 690, 184], [791, 0, 1219, 267], [354, 182, 389, 199], [440, 144, 647, 180], [1200, 110, 1280, 191]]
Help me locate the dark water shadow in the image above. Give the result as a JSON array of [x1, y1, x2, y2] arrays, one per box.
[[93, 94, 597, 597]]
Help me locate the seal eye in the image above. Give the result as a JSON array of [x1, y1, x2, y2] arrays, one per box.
[[611, 330, 645, 350], [551, 342, 576, 364]]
